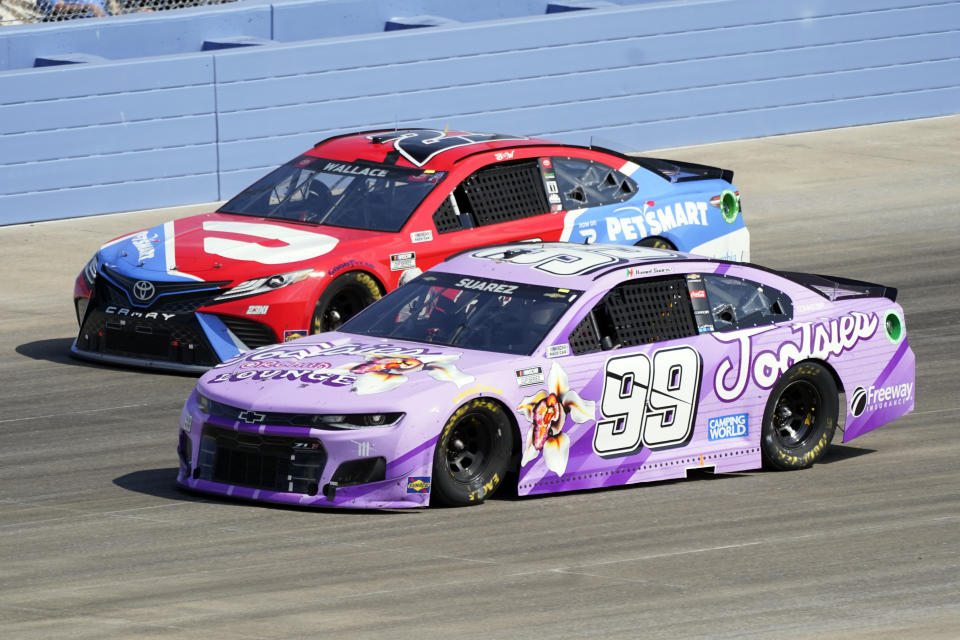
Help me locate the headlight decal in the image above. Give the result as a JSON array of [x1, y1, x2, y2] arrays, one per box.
[[214, 268, 313, 301]]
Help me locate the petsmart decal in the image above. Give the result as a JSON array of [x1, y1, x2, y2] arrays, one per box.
[[708, 413, 748, 441], [603, 201, 709, 242]]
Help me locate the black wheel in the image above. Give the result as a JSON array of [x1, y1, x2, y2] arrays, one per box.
[[636, 236, 676, 250], [431, 399, 514, 507], [761, 362, 838, 470], [311, 272, 382, 333]]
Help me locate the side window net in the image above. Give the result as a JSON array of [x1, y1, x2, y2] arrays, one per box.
[[459, 161, 549, 226], [432, 196, 461, 233], [569, 313, 602, 355], [567, 277, 697, 354], [603, 278, 697, 347]]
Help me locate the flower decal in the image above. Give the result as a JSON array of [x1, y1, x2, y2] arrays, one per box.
[[518, 363, 595, 477], [342, 354, 474, 395]]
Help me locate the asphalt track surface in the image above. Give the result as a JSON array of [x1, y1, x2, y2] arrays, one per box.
[[1, 117, 958, 639]]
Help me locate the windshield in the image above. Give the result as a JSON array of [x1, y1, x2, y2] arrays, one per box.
[[341, 272, 582, 355], [218, 156, 446, 232]]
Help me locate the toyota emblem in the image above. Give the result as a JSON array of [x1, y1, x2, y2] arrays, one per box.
[[132, 280, 156, 302]]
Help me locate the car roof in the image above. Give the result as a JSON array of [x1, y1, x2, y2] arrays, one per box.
[[435, 242, 713, 290], [309, 128, 579, 170]]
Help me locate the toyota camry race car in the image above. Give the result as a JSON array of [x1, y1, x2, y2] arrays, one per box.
[[73, 129, 748, 372], [176, 243, 914, 509]]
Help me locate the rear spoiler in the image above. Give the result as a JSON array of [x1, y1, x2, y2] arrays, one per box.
[[595, 148, 734, 184], [779, 271, 898, 303]]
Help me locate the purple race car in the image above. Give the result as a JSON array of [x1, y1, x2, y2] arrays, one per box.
[[176, 243, 914, 508]]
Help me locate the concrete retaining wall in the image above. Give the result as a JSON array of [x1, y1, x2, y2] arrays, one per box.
[[1, 0, 958, 225]]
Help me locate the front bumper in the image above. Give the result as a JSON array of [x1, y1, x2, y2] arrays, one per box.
[[72, 270, 283, 372], [176, 410, 436, 509]]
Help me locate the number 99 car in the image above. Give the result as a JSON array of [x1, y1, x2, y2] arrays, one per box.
[[176, 242, 914, 508]]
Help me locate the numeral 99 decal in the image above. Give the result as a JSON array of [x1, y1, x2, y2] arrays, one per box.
[[472, 245, 671, 276], [593, 346, 702, 457]]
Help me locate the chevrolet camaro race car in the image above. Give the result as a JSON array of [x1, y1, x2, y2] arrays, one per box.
[[176, 243, 914, 509], [72, 129, 748, 372]]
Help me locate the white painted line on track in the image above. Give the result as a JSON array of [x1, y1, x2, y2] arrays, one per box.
[[0, 403, 150, 424]]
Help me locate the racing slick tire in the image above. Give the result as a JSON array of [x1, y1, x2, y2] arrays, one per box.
[[431, 399, 514, 507], [636, 236, 676, 250], [311, 271, 383, 333], [760, 362, 838, 470]]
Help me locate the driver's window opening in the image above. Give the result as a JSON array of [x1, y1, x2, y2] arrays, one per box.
[[568, 276, 697, 355]]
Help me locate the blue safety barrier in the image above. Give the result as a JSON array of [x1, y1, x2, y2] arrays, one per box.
[[1, 0, 958, 225]]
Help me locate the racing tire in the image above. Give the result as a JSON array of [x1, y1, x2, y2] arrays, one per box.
[[760, 362, 838, 470], [636, 236, 676, 250], [431, 399, 514, 507], [311, 271, 382, 334]]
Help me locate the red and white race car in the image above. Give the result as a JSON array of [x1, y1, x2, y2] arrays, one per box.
[[73, 129, 749, 372]]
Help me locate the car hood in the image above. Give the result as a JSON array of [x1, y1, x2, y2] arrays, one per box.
[[98, 212, 381, 282], [197, 332, 529, 414]]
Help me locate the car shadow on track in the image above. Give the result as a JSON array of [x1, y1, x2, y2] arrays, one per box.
[[17, 337, 199, 377], [819, 443, 875, 463], [114, 468, 210, 504], [486, 468, 753, 505], [16, 337, 77, 365], [114, 468, 412, 515]]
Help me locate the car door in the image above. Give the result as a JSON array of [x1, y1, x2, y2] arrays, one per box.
[[409, 157, 568, 272], [519, 274, 713, 495]]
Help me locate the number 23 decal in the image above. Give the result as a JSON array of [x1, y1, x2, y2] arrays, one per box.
[[593, 346, 702, 457]]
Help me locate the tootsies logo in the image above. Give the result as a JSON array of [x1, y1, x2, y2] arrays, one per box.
[[850, 382, 913, 417], [712, 312, 879, 401]]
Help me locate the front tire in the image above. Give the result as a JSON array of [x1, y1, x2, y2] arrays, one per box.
[[311, 272, 382, 333], [761, 362, 838, 470], [431, 399, 514, 507]]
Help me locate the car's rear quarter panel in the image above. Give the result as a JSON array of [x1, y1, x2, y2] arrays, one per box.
[[512, 267, 913, 497]]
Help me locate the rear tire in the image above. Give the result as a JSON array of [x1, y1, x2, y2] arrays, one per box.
[[761, 362, 838, 470], [311, 272, 382, 333], [636, 236, 676, 250], [431, 399, 514, 507]]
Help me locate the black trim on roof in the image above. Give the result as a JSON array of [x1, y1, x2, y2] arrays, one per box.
[[590, 145, 734, 183]]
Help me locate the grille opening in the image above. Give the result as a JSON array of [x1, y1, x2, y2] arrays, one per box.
[[178, 431, 193, 469], [198, 426, 326, 495], [330, 457, 387, 487], [218, 315, 278, 349]]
